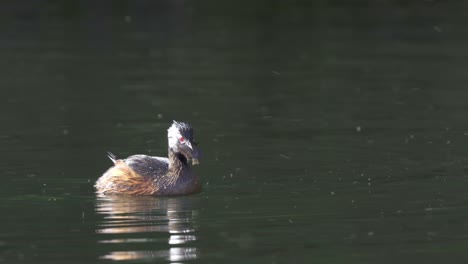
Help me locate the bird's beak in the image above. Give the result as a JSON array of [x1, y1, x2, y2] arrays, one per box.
[[185, 141, 193, 150], [184, 141, 200, 165], [190, 143, 200, 165]]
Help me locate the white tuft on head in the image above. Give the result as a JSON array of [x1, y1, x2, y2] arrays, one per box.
[[167, 122, 182, 148], [167, 120, 194, 149]]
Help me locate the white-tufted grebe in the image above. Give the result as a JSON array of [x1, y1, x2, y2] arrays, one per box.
[[95, 121, 201, 195]]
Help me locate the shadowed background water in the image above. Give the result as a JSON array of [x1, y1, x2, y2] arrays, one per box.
[[2, 1, 468, 263]]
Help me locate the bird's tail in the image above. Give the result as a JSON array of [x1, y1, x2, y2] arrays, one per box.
[[107, 151, 117, 164]]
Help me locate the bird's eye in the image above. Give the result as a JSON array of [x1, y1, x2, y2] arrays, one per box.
[[179, 136, 186, 143]]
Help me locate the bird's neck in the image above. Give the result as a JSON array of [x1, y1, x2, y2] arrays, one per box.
[[168, 148, 187, 175]]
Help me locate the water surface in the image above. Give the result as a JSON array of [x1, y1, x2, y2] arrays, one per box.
[[2, 1, 468, 263]]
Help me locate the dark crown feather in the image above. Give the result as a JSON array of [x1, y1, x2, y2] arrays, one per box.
[[172, 120, 194, 140]]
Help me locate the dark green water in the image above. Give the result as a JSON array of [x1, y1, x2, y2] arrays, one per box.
[[3, 1, 468, 263]]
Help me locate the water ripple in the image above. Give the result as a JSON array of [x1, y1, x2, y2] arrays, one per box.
[[95, 196, 199, 262]]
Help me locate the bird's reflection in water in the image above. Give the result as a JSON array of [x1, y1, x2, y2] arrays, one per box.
[[95, 195, 199, 262]]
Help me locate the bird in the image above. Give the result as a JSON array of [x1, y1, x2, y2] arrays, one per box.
[[95, 121, 201, 195]]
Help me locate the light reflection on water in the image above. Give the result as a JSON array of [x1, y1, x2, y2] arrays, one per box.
[[95, 195, 199, 262]]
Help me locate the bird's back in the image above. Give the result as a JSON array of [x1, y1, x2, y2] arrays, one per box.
[[95, 154, 170, 195], [124, 155, 169, 179]]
